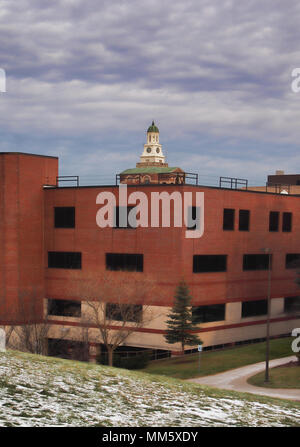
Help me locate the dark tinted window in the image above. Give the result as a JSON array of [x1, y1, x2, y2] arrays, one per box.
[[106, 253, 143, 272], [114, 206, 135, 229], [48, 339, 88, 362], [48, 299, 81, 317], [242, 299, 268, 318], [48, 252, 82, 269], [54, 207, 75, 228], [192, 304, 225, 323], [243, 254, 270, 271], [223, 209, 235, 230], [239, 210, 250, 231], [193, 255, 227, 273], [286, 254, 300, 269], [187, 206, 199, 230], [105, 303, 142, 322], [282, 212, 292, 232], [269, 211, 279, 232], [284, 296, 300, 313]]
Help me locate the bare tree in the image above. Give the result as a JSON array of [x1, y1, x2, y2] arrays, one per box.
[[80, 272, 159, 366], [0, 324, 14, 347], [6, 289, 50, 355], [0, 293, 15, 346]]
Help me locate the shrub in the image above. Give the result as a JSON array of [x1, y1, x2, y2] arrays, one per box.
[[119, 352, 151, 370], [97, 353, 122, 367], [97, 351, 151, 369]]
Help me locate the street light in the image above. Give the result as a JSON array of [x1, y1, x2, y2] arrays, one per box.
[[262, 247, 272, 383]]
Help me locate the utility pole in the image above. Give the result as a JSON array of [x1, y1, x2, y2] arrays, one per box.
[[264, 248, 272, 383], [198, 344, 202, 374]]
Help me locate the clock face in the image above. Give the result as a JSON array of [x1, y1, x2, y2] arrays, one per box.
[[146, 147, 152, 153], [156, 147, 160, 153]]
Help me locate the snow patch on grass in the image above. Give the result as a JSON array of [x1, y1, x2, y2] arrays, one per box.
[[0, 351, 299, 427]]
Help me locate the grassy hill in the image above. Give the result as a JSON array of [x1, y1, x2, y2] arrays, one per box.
[[0, 350, 299, 427]]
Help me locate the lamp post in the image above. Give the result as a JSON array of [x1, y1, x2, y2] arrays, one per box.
[[263, 248, 272, 383]]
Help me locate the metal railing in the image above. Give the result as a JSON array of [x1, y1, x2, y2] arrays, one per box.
[[265, 183, 291, 194], [54, 173, 254, 190], [219, 176, 248, 190], [56, 176, 79, 187]]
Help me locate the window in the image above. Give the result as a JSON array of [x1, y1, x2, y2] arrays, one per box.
[[243, 254, 270, 271], [48, 299, 81, 317], [242, 299, 268, 318], [282, 212, 292, 232], [192, 304, 225, 323], [285, 254, 300, 269], [187, 206, 199, 230], [193, 255, 227, 273], [269, 211, 279, 232], [54, 207, 75, 228], [284, 296, 300, 314], [114, 206, 136, 229], [223, 208, 235, 231], [106, 253, 143, 272], [48, 339, 88, 361], [48, 252, 82, 269], [239, 210, 250, 231], [105, 303, 142, 322]]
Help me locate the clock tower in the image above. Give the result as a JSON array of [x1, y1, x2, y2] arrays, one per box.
[[119, 120, 185, 185], [138, 121, 167, 166]]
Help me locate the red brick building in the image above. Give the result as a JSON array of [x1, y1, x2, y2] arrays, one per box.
[[1, 144, 300, 361]]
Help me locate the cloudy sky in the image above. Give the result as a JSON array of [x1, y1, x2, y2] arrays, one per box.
[[1, 0, 300, 185]]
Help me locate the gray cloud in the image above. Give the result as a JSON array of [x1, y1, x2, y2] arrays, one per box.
[[1, 0, 300, 183]]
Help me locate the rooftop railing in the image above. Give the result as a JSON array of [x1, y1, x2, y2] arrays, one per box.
[[219, 176, 248, 190], [55, 174, 294, 194], [265, 183, 291, 194], [56, 176, 79, 187]]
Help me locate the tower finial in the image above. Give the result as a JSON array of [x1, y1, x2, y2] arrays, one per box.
[[147, 121, 159, 133]]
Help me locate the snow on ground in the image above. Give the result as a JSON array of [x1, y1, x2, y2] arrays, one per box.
[[0, 350, 299, 427]]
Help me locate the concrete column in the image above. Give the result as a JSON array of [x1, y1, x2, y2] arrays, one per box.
[[271, 297, 284, 316], [88, 342, 100, 363], [225, 302, 242, 323]]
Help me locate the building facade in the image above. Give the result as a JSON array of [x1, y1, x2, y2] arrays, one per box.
[[1, 127, 300, 361]]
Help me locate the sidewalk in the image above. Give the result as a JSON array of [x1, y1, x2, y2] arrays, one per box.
[[187, 356, 300, 401]]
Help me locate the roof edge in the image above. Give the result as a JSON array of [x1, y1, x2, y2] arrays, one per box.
[[0, 152, 58, 159]]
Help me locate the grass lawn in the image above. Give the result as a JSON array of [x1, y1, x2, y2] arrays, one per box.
[[142, 337, 294, 379], [247, 362, 300, 389], [0, 349, 299, 426]]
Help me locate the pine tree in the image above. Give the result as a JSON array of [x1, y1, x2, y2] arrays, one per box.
[[165, 280, 202, 353]]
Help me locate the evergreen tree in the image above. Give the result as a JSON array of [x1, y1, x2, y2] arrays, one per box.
[[165, 280, 202, 353]]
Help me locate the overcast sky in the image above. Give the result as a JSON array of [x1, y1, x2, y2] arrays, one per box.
[[1, 0, 300, 185]]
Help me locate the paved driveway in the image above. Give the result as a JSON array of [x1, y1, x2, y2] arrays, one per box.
[[187, 356, 300, 401]]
